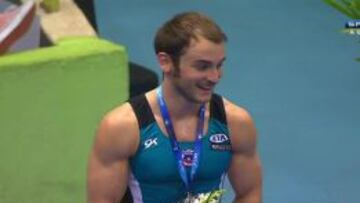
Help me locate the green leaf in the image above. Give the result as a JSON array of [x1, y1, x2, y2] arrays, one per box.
[[349, 1, 360, 18], [204, 189, 225, 203], [323, 0, 359, 18], [340, 0, 352, 6]]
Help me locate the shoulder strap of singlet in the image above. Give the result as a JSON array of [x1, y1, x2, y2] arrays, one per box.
[[129, 93, 227, 128], [210, 93, 227, 125], [128, 94, 156, 129]]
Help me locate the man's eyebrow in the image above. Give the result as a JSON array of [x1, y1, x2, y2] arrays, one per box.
[[194, 59, 212, 64], [194, 57, 226, 64]]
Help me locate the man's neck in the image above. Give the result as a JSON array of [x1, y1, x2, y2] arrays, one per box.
[[160, 81, 204, 119]]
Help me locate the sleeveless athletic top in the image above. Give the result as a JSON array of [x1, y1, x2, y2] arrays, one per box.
[[128, 94, 232, 203]]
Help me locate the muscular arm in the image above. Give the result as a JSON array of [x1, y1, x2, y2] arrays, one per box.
[[226, 101, 262, 203], [87, 104, 138, 203]]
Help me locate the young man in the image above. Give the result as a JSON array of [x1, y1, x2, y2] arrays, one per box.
[[87, 11, 262, 203]]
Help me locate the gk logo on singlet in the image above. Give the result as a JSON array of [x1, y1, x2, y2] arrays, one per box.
[[209, 134, 232, 151], [144, 137, 158, 149]]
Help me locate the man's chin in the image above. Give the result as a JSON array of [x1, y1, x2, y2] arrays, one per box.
[[196, 94, 212, 104]]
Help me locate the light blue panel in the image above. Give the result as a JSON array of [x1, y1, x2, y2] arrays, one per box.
[[95, 1, 360, 202]]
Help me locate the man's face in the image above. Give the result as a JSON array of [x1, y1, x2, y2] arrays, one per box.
[[170, 36, 226, 104]]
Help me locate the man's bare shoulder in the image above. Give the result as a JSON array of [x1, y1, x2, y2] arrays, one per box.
[[102, 102, 138, 130], [222, 97, 257, 154], [94, 102, 139, 159], [222, 98, 253, 124]]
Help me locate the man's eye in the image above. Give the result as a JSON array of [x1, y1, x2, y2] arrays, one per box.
[[195, 63, 211, 70]]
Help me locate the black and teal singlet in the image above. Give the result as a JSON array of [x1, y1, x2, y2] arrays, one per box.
[[128, 94, 232, 203]]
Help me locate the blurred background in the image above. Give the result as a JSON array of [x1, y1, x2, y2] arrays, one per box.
[[95, 1, 359, 202]]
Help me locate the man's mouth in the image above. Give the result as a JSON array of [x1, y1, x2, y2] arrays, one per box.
[[197, 85, 214, 92]]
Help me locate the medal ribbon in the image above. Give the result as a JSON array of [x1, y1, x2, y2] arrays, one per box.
[[156, 86, 205, 192]]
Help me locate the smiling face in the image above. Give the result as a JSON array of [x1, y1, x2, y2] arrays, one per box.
[[160, 35, 226, 104]]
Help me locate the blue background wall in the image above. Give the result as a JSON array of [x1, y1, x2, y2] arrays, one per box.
[[95, 1, 360, 202]]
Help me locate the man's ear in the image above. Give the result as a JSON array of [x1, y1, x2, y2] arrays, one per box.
[[157, 52, 173, 74]]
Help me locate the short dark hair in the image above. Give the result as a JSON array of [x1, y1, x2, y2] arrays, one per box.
[[154, 11, 227, 67]]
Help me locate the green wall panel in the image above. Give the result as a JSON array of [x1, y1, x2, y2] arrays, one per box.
[[0, 37, 129, 202]]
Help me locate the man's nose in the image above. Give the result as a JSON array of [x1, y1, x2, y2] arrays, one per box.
[[207, 67, 222, 83]]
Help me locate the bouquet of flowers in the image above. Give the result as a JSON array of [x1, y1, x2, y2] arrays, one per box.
[[185, 189, 225, 203]]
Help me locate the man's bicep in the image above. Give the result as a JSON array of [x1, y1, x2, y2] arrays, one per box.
[[87, 149, 129, 203], [87, 111, 137, 203], [225, 101, 262, 202], [228, 152, 262, 202]]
